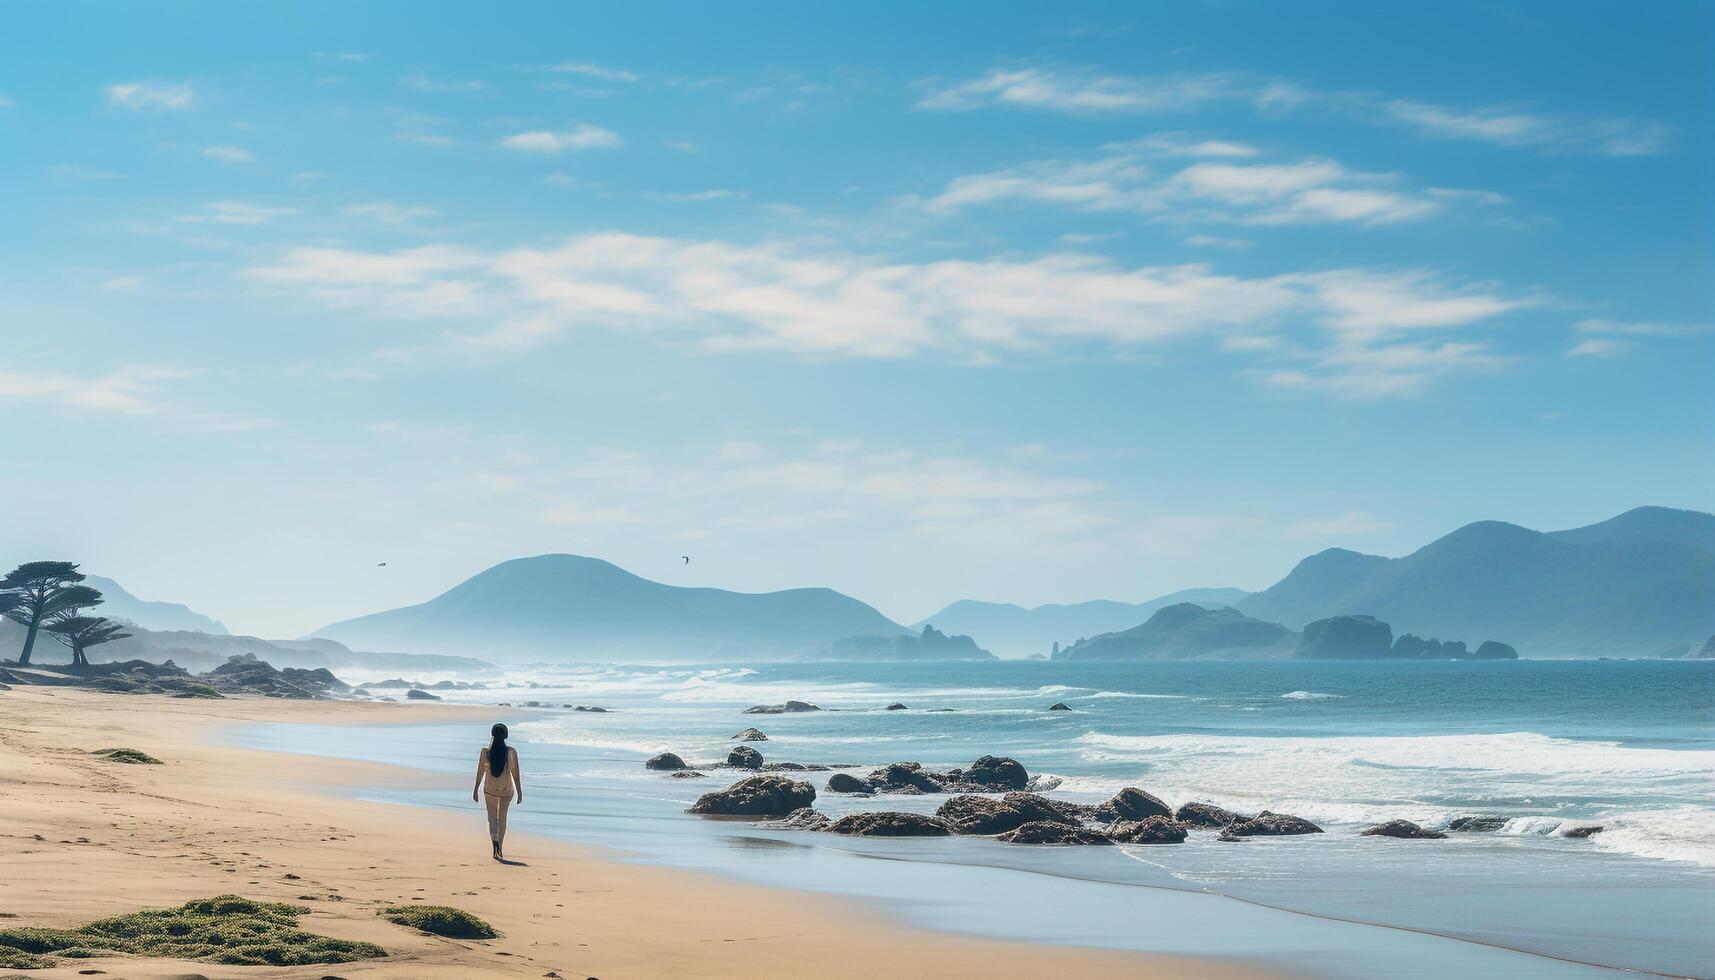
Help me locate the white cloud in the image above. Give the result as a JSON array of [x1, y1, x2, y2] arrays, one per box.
[[498, 125, 621, 153], [1566, 337, 1628, 358], [1284, 511, 1395, 540], [919, 68, 1239, 113], [201, 144, 254, 163], [1113, 133, 1259, 157], [1574, 318, 1710, 338], [1383, 99, 1672, 156], [401, 72, 488, 93], [645, 189, 746, 202], [318, 51, 371, 63], [245, 232, 1524, 395], [345, 202, 438, 224], [105, 81, 195, 111], [0, 365, 198, 416], [549, 62, 639, 82], [178, 200, 297, 226]]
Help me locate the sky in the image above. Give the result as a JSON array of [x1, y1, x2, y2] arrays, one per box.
[[1, 1, 1711, 639]]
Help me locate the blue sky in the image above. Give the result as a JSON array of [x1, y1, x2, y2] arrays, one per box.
[[2, 1, 1710, 638]]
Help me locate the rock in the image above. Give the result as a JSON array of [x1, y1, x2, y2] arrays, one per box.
[[688, 775, 816, 817], [574, 705, 611, 712], [1361, 820, 1448, 839], [963, 755, 1028, 790], [763, 762, 831, 772], [885, 702, 908, 710], [1227, 810, 1324, 836], [1002, 792, 1090, 824], [731, 727, 768, 741], [405, 689, 440, 701], [1093, 788, 1172, 823], [936, 794, 1081, 835], [996, 821, 1113, 845], [1048, 702, 1071, 711], [645, 752, 688, 771], [1474, 640, 1519, 660], [1108, 817, 1190, 844], [726, 745, 764, 769], [743, 700, 821, 715], [1297, 615, 1393, 659], [827, 811, 952, 837], [1448, 815, 1508, 832], [866, 761, 946, 793], [1216, 829, 1245, 843], [766, 807, 831, 832], [826, 772, 871, 794], [1175, 801, 1245, 828], [524, 701, 542, 707], [1564, 825, 1604, 838], [669, 770, 706, 779]]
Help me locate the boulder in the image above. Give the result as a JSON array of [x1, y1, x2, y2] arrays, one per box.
[[1216, 829, 1246, 843], [1227, 810, 1323, 837], [766, 807, 832, 832], [885, 702, 908, 710], [1564, 825, 1604, 839], [1094, 788, 1172, 823], [688, 775, 816, 817], [1002, 792, 1090, 824], [1361, 820, 1447, 839], [1047, 702, 1072, 711], [1175, 801, 1245, 828], [866, 761, 946, 793], [827, 811, 952, 837], [1108, 817, 1190, 844], [936, 795, 1032, 835], [743, 700, 821, 715], [963, 755, 1029, 790], [1448, 815, 1508, 832], [731, 727, 768, 741], [727, 745, 764, 769], [763, 762, 830, 772], [669, 770, 706, 779], [574, 705, 611, 712], [405, 689, 440, 701], [996, 821, 1113, 845], [645, 752, 688, 771], [826, 772, 872, 794]]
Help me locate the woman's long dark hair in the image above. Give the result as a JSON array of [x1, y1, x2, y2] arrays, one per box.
[[488, 723, 509, 777]]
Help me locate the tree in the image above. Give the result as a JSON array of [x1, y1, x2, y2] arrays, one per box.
[[0, 561, 87, 666], [45, 615, 132, 668]]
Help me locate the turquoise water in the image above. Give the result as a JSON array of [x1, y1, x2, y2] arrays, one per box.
[[238, 659, 1715, 978]]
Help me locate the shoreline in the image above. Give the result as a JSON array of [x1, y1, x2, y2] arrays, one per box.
[[0, 688, 1270, 979]]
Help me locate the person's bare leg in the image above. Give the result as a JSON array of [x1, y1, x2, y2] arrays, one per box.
[[484, 794, 503, 859], [493, 793, 512, 859]]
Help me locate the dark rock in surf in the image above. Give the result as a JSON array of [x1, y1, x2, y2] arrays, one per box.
[[826, 772, 872, 794], [405, 688, 440, 701], [668, 770, 706, 779], [1108, 817, 1189, 844], [727, 745, 764, 769], [1093, 788, 1172, 823], [1564, 825, 1604, 838], [688, 775, 816, 817], [645, 752, 689, 771], [996, 821, 1113, 846], [732, 727, 768, 741], [885, 702, 908, 710], [1361, 820, 1448, 839], [765, 807, 832, 832], [1227, 811, 1324, 837], [763, 762, 830, 772], [964, 755, 1029, 790], [1003, 792, 1091, 823], [1448, 815, 1507, 832], [1175, 802, 1245, 828], [743, 700, 821, 715], [1047, 702, 1072, 711], [866, 761, 946, 793], [827, 811, 951, 837]]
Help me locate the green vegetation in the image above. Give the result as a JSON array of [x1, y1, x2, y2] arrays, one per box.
[[92, 748, 163, 765], [0, 946, 54, 969], [381, 905, 496, 939], [0, 895, 386, 967]]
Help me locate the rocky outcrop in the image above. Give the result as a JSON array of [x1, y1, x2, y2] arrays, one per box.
[[1297, 615, 1393, 659], [1108, 817, 1189, 844], [1054, 603, 1297, 661], [1048, 702, 1072, 711], [818, 625, 996, 662], [859, 756, 1035, 795], [825, 772, 871, 794], [688, 775, 816, 817], [827, 811, 952, 837], [1093, 788, 1172, 823], [731, 727, 768, 741], [646, 752, 689, 771], [1448, 815, 1508, 832], [1361, 820, 1447, 839], [1391, 634, 1468, 659], [669, 770, 706, 779], [406, 688, 440, 700], [963, 755, 1028, 790], [866, 761, 946, 793], [1473, 640, 1519, 660], [765, 807, 832, 832], [1175, 802, 1245, 828], [885, 702, 908, 710], [762, 762, 830, 772], [1227, 811, 1324, 836], [996, 821, 1113, 845], [933, 793, 1079, 836], [726, 745, 764, 769], [743, 700, 821, 715], [1563, 825, 1604, 838]]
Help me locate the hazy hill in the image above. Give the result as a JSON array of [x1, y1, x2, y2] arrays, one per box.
[[1239, 507, 1715, 657], [310, 554, 909, 662], [911, 588, 1250, 658], [1052, 603, 1296, 661], [84, 575, 229, 635]]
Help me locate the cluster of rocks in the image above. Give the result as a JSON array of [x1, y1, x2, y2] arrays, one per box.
[[0, 653, 364, 700], [643, 738, 847, 779], [367, 678, 489, 691], [742, 700, 822, 715]]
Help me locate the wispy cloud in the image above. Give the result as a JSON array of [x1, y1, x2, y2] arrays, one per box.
[[105, 80, 195, 111], [1566, 318, 1710, 357], [344, 201, 438, 224], [548, 62, 639, 82], [1284, 511, 1395, 540], [178, 200, 297, 226], [401, 72, 488, 94], [317, 51, 371, 63], [1382, 99, 1673, 156], [498, 125, 621, 153], [919, 68, 1240, 113], [201, 144, 254, 163]]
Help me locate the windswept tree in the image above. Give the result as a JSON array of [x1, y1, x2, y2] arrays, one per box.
[[46, 615, 132, 668], [0, 561, 88, 666]]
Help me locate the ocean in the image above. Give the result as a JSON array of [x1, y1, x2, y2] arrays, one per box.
[[235, 659, 1715, 978]]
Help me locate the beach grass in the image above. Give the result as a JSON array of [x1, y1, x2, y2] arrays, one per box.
[[92, 747, 163, 765], [0, 895, 386, 966], [381, 904, 496, 939]]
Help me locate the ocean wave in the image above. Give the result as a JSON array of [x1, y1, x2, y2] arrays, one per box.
[[1280, 690, 1345, 700], [1080, 691, 1197, 700]]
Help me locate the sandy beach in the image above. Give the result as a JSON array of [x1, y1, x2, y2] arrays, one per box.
[[0, 688, 1269, 979]]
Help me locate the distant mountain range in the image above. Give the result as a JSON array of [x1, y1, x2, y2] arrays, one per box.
[[911, 588, 1251, 659], [84, 575, 229, 635], [1237, 506, 1715, 658], [311, 554, 910, 662]]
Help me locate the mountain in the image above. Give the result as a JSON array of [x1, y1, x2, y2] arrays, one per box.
[[911, 588, 1251, 659], [84, 575, 229, 635], [310, 554, 910, 662], [1052, 603, 1296, 661], [1239, 506, 1715, 658]]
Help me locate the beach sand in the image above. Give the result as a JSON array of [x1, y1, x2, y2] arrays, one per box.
[[0, 688, 1271, 979]]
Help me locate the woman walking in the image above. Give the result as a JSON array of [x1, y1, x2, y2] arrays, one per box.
[[472, 723, 523, 860]]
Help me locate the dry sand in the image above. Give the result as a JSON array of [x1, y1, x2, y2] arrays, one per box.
[[0, 687, 1274, 979]]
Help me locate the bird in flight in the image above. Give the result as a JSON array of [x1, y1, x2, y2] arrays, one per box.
[[681, 555, 690, 564], [377, 562, 388, 567]]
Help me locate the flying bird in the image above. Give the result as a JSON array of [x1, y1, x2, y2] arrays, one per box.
[[377, 562, 388, 567], [681, 555, 690, 564]]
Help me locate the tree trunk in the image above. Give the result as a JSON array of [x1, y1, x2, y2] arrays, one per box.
[[18, 622, 38, 665], [72, 646, 88, 668]]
